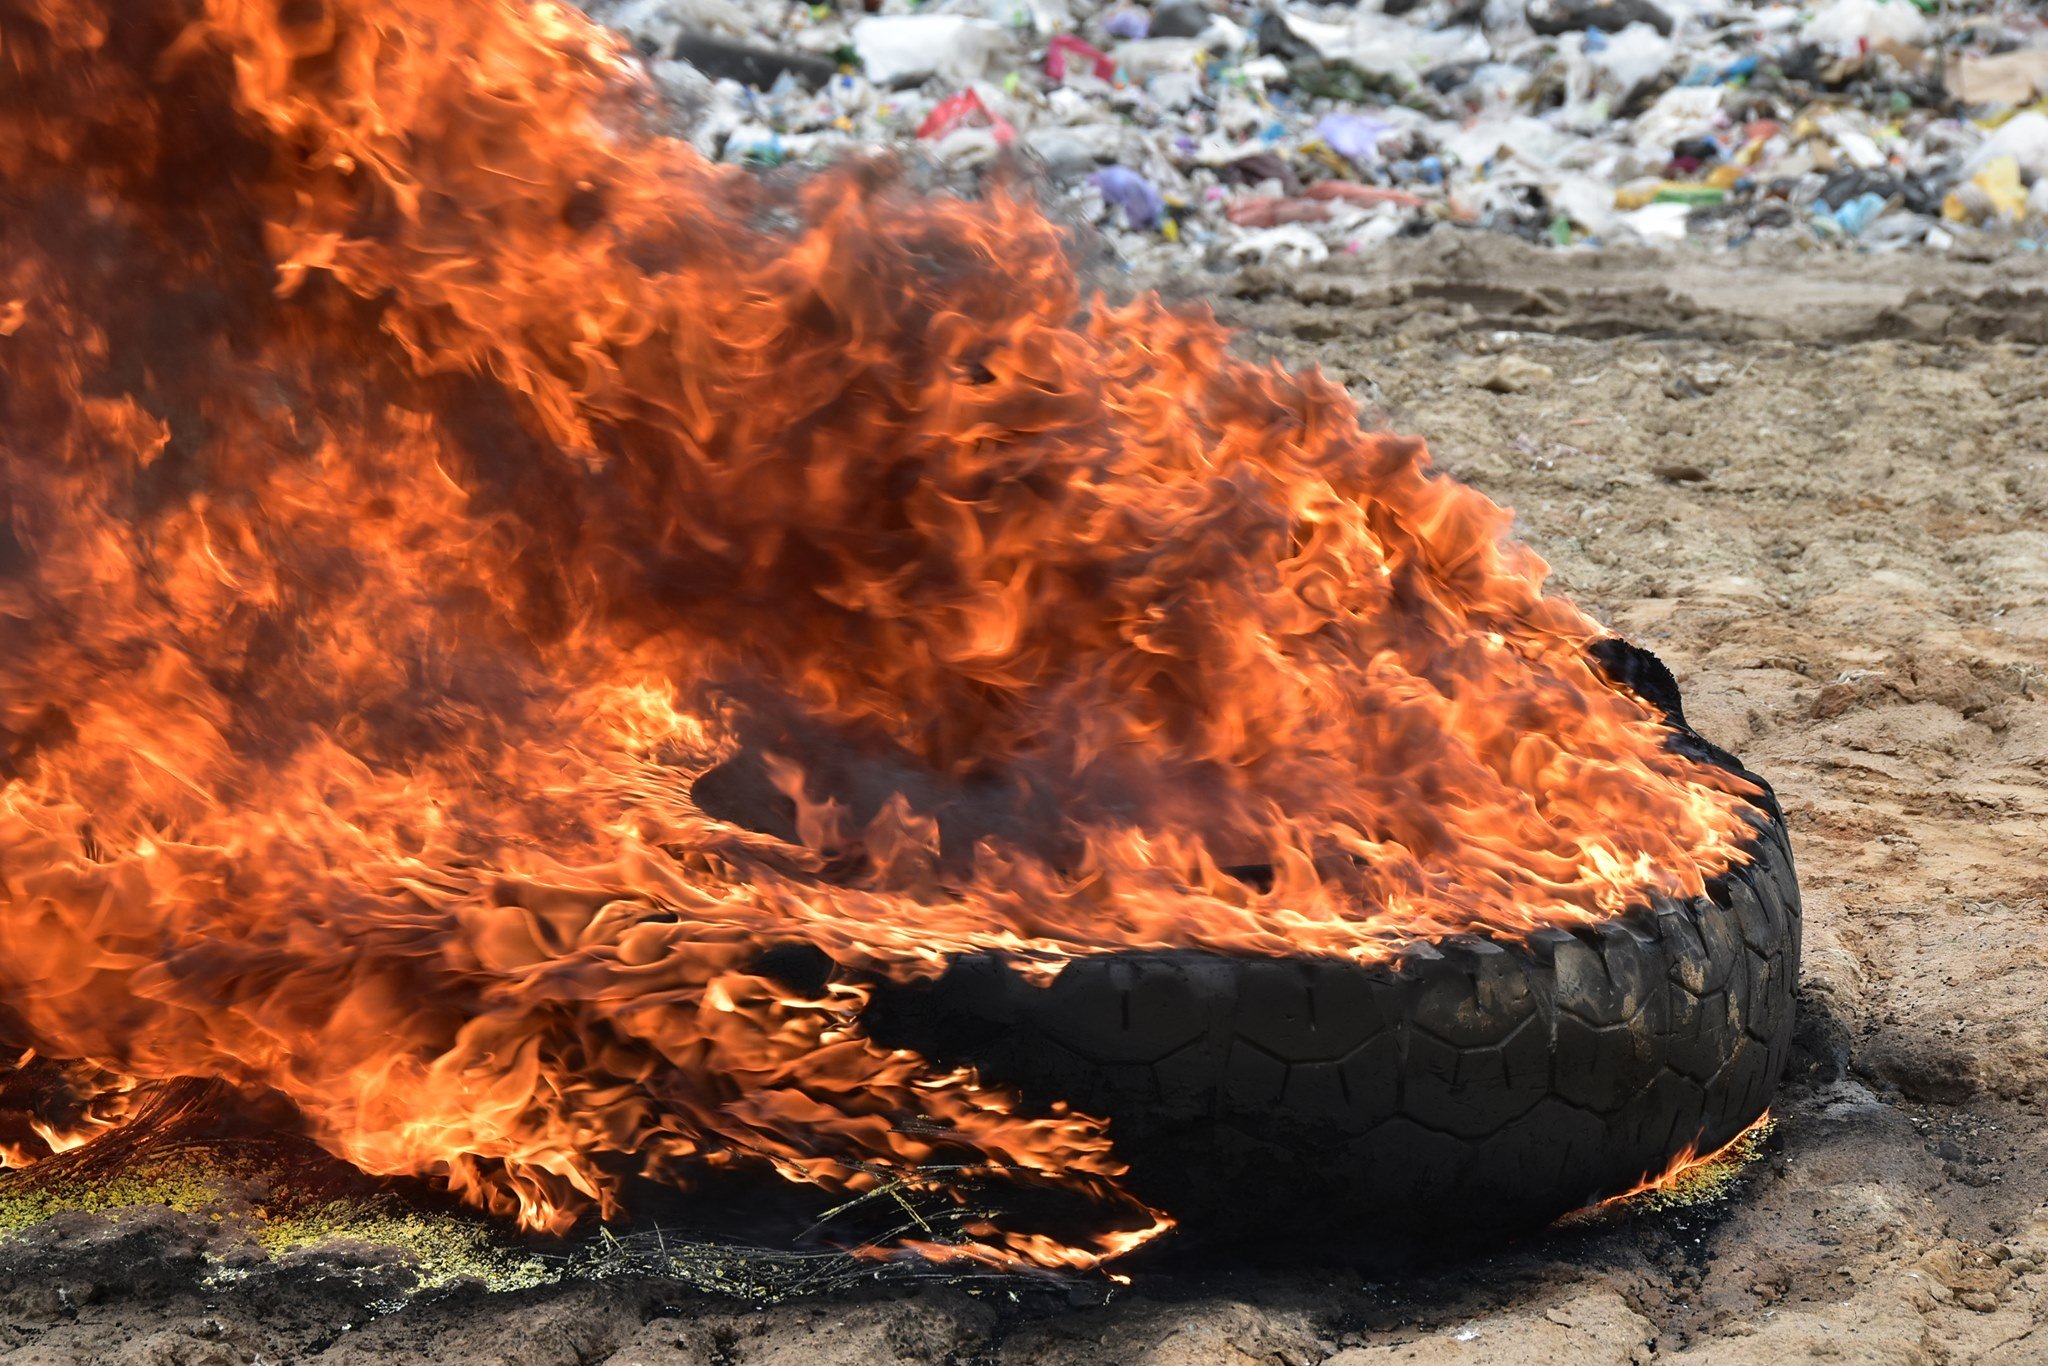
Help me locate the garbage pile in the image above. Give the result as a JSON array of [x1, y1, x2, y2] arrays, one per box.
[[586, 0, 2048, 261]]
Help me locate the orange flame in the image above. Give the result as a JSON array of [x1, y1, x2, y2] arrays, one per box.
[[1592, 1112, 1775, 1212], [0, 0, 1758, 1263]]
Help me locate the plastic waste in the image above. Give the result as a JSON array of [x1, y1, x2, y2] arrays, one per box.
[[1719, 54, 1760, 83], [1024, 127, 1100, 182], [1945, 156, 2026, 223], [1588, 23, 1676, 95], [1824, 190, 1889, 236], [1092, 166, 1167, 230], [1314, 113, 1393, 167], [1803, 0, 1932, 55], [1632, 87, 1723, 154], [1550, 173, 1623, 237], [1303, 182, 1427, 209], [672, 36, 837, 91], [1616, 179, 1724, 208], [1100, 8, 1149, 40], [852, 16, 1013, 88], [1221, 152, 1301, 194], [1860, 211, 1939, 248], [1111, 37, 1208, 80], [1047, 34, 1117, 83], [1224, 223, 1329, 266], [1528, 0, 1673, 39], [1146, 0, 1210, 40], [1225, 196, 1332, 226], [1622, 201, 1693, 241], [1964, 111, 2048, 181], [597, 0, 752, 46], [918, 89, 1017, 146], [1197, 15, 1250, 56], [1147, 69, 1202, 110], [587, 0, 2048, 261]]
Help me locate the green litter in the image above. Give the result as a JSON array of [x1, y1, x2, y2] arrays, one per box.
[[1653, 186, 1728, 206]]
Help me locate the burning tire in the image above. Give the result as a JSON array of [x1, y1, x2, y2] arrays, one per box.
[[868, 641, 1800, 1242], [6, 0, 1801, 1269]]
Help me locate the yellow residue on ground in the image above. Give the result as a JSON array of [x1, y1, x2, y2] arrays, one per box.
[[1571, 1115, 1777, 1223], [0, 1148, 554, 1295]]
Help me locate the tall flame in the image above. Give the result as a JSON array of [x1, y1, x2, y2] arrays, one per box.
[[0, 0, 1756, 1263]]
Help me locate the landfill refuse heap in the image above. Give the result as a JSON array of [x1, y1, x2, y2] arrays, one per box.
[[586, 0, 2048, 262]]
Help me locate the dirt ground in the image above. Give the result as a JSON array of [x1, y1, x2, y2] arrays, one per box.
[[2, 235, 2046, 1363]]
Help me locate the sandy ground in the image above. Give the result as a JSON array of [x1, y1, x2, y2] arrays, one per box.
[[3, 236, 2046, 1363]]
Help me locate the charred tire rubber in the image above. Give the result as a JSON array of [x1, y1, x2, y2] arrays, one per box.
[[865, 640, 1801, 1244]]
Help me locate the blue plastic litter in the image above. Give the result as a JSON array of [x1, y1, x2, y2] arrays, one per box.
[[1819, 190, 1887, 236], [1315, 112, 1391, 166], [1101, 9, 1148, 39], [1091, 166, 1166, 230]]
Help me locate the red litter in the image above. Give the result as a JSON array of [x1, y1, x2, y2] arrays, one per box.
[[1046, 33, 1117, 83], [916, 89, 1016, 145]]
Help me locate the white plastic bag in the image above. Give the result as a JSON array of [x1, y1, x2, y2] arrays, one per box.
[[852, 15, 1013, 88], [1803, 0, 1931, 55]]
